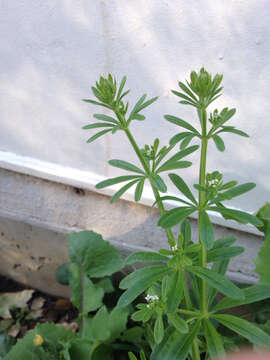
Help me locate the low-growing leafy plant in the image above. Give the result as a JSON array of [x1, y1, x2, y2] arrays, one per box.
[[4, 69, 270, 360]]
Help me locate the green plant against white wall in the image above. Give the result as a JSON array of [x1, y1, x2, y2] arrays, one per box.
[[82, 69, 270, 359]]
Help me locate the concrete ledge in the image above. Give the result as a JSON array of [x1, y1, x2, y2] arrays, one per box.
[[0, 168, 263, 296]]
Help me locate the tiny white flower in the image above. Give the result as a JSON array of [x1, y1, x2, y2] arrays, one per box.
[[171, 245, 178, 251]]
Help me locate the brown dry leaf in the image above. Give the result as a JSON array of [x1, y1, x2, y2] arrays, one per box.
[[0, 290, 34, 318], [8, 324, 20, 338], [30, 297, 45, 311], [53, 299, 72, 310], [59, 321, 78, 332]]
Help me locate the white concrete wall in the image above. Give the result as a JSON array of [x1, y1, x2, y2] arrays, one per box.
[[0, 0, 270, 225]]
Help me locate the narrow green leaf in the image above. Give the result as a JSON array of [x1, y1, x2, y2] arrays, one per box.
[[167, 314, 188, 334], [214, 183, 256, 202], [220, 180, 238, 190], [110, 180, 139, 203], [82, 122, 113, 130], [168, 174, 197, 205], [180, 134, 195, 150], [134, 178, 145, 202], [125, 251, 168, 265], [212, 236, 237, 249], [118, 266, 172, 307], [213, 314, 270, 347], [150, 321, 200, 360], [96, 175, 142, 189], [169, 132, 192, 146], [171, 91, 198, 107], [137, 96, 158, 112], [165, 270, 184, 313], [87, 129, 112, 143], [82, 99, 111, 109], [164, 115, 200, 134], [151, 174, 167, 193], [203, 319, 225, 359], [157, 161, 192, 173], [152, 196, 193, 209], [158, 207, 196, 229], [218, 128, 249, 137], [128, 352, 137, 360], [199, 211, 214, 250], [209, 207, 263, 227], [255, 237, 270, 284], [93, 114, 118, 124], [181, 219, 192, 245], [109, 159, 145, 174], [207, 246, 244, 263], [213, 284, 270, 312], [188, 266, 244, 300], [154, 315, 164, 344], [116, 76, 127, 101], [178, 81, 198, 102], [165, 145, 199, 163], [208, 260, 229, 307], [212, 134, 225, 152]]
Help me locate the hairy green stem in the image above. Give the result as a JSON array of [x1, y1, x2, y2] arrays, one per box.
[[124, 128, 176, 247], [80, 264, 85, 332], [199, 108, 208, 315]]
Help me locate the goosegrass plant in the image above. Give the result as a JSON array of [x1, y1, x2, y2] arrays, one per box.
[[82, 69, 270, 359]]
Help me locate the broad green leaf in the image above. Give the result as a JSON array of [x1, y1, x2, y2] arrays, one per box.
[[157, 161, 192, 173], [188, 266, 244, 300], [125, 251, 168, 265], [87, 129, 112, 143], [218, 128, 249, 137], [199, 211, 214, 250], [154, 315, 164, 344], [55, 262, 71, 285], [213, 314, 270, 347], [167, 313, 188, 334], [168, 174, 197, 205], [165, 270, 184, 313], [93, 113, 118, 124], [164, 115, 200, 134], [91, 306, 110, 341], [255, 202, 270, 233], [169, 132, 192, 146], [150, 321, 200, 360], [109, 159, 145, 174], [158, 207, 196, 228], [4, 323, 76, 360], [151, 174, 167, 193], [82, 122, 113, 130], [69, 339, 94, 360], [96, 175, 142, 189], [212, 236, 236, 249], [0, 334, 15, 359], [180, 134, 195, 150], [69, 263, 104, 312], [203, 319, 225, 359], [69, 230, 123, 277], [91, 344, 113, 360], [110, 179, 139, 203], [121, 327, 144, 343], [131, 307, 154, 323], [207, 246, 244, 263], [213, 284, 270, 312], [209, 206, 263, 227], [212, 134, 225, 152], [214, 183, 256, 202], [135, 178, 145, 201], [118, 265, 172, 307], [108, 306, 129, 341]]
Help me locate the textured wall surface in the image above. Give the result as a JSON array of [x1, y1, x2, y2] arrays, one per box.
[[0, 1, 269, 216], [0, 168, 263, 296]]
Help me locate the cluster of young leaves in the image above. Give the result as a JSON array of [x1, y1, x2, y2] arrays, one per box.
[[82, 74, 158, 143]]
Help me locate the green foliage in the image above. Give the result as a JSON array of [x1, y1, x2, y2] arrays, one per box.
[[6, 69, 269, 360]]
